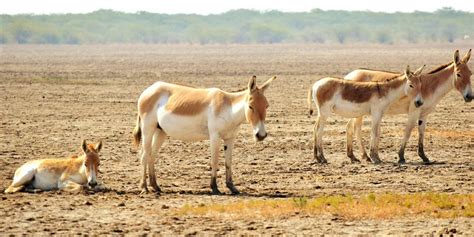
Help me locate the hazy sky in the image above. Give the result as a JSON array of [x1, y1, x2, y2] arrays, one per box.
[[2, 0, 473, 15]]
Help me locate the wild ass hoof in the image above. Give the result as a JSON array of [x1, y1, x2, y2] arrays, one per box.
[[398, 157, 406, 164], [226, 182, 240, 195], [422, 159, 433, 165], [362, 153, 371, 162], [151, 186, 162, 194], [211, 188, 222, 195], [419, 154, 431, 164], [370, 156, 382, 164], [348, 154, 360, 163], [140, 188, 149, 195]]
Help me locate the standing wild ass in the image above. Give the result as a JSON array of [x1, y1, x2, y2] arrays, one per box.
[[344, 49, 472, 163], [308, 66, 424, 164], [5, 140, 102, 193], [133, 76, 277, 195]]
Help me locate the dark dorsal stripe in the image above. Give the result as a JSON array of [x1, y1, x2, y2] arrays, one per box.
[[428, 62, 452, 74]]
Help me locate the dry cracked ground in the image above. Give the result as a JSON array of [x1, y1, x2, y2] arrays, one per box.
[[0, 44, 473, 235]]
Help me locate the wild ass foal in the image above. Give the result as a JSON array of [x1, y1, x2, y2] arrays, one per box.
[[133, 76, 277, 195], [5, 140, 102, 193], [344, 49, 472, 163], [308, 66, 424, 164]]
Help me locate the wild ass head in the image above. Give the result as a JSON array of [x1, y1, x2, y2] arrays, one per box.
[[405, 65, 425, 108], [81, 140, 102, 188], [453, 49, 473, 102], [245, 75, 277, 142]]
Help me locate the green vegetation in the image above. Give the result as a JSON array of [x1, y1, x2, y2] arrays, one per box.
[[177, 193, 474, 219], [0, 7, 473, 44]]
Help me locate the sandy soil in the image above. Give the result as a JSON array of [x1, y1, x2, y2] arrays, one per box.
[[0, 44, 473, 235]]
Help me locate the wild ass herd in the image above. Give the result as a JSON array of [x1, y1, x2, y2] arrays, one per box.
[[5, 49, 472, 195]]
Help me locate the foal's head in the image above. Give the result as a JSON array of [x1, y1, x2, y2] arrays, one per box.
[[453, 49, 472, 102], [245, 75, 277, 142], [81, 140, 102, 188], [405, 65, 425, 108]]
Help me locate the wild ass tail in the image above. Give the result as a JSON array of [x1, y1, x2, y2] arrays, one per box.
[[307, 86, 314, 115], [132, 114, 142, 148]]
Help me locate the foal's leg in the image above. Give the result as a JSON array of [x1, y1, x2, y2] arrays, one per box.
[[224, 138, 239, 195], [397, 111, 420, 164], [346, 119, 360, 163], [369, 113, 383, 164], [314, 115, 328, 164], [354, 116, 371, 162], [4, 168, 35, 193], [417, 115, 431, 164], [148, 131, 167, 193], [209, 134, 222, 195], [59, 180, 83, 193]]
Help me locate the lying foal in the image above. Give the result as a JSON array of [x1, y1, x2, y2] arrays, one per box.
[[5, 140, 102, 193]]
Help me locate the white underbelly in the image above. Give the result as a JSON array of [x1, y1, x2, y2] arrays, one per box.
[[158, 109, 209, 142], [332, 101, 370, 118], [32, 171, 61, 190]]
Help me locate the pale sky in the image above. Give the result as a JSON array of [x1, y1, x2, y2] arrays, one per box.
[[2, 0, 473, 15]]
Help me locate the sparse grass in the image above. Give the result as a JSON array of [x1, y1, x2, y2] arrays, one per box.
[[176, 193, 474, 220]]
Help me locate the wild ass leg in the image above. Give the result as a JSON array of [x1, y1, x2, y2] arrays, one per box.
[[224, 138, 239, 195], [148, 131, 167, 193], [397, 112, 419, 164], [313, 115, 328, 164], [417, 116, 431, 164], [354, 116, 371, 162], [139, 123, 155, 194], [210, 134, 222, 195], [346, 119, 360, 163], [369, 113, 382, 164]]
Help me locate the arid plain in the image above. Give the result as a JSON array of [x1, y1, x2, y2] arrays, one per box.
[[0, 44, 473, 235]]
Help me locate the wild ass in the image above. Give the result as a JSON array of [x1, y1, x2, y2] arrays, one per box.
[[344, 49, 472, 163], [308, 66, 424, 164], [132, 76, 277, 195], [5, 140, 102, 193]]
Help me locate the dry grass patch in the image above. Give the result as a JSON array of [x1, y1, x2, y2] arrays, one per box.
[[177, 193, 474, 220]]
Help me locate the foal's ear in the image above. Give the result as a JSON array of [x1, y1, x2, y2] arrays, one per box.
[[259, 76, 277, 92], [248, 75, 257, 92], [95, 141, 103, 153], [462, 49, 471, 63], [454, 50, 461, 65], [413, 65, 425, 76], [81, 139, 89, 153]]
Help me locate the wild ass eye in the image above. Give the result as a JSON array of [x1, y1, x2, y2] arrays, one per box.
[[248, 106, 254, 111], [409, 84, 414, 88], [457, 73, 462, 78]]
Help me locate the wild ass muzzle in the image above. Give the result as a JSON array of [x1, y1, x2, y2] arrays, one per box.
[[133, 76, 277, 195], [308, 65, 424, 164], [344, 49, 472, 164]]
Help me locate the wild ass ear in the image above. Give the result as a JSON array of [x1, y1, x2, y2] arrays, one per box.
[[82, 139, 89, 153], [462, 49, 471, 63], [454, 50, 461, 65], [259, 76, 277, 92], [413, 65, 425, 76], [248, 75, 257, 92], [95, 140, 103, 153], [405, 65, 412, 79]]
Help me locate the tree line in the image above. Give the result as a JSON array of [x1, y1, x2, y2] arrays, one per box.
[[0, 7, 472, 44]]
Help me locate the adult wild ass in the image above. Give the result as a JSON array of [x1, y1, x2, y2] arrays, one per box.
[[133, 76, 277, 195], [308, 66, 424, 164], [5, 140, 102, 193], [344, 49, 472, 164]]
